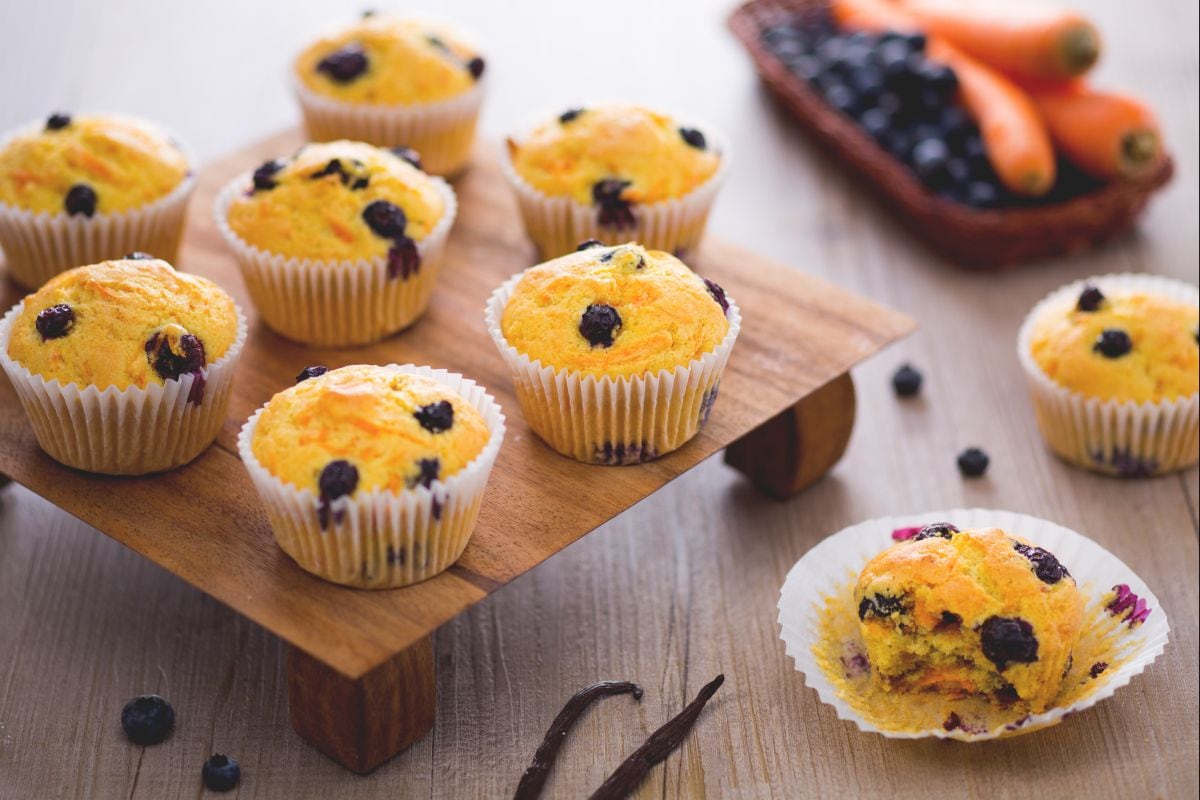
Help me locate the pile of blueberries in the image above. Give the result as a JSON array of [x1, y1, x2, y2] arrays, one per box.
[[761, 16, 1004, 208]]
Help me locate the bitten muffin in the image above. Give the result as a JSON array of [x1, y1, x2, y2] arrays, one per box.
[[854, 524, 1084, 713], [0, 113, 194, 288], [0, 257, 244, 474], [241, 364, 503, 589], [489, 242, 739, 464], [216, 140, 456, 346], [292, 14, 486, 175], [502, 104, 726, 257]]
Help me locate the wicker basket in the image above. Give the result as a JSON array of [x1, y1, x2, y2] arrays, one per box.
[[728, 0, 1174, 270]]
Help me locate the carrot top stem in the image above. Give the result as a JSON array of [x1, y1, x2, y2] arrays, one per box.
[[1122, 131, 1160, 168], [1060, 26, 1100, 75]]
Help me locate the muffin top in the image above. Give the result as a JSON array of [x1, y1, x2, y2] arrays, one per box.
[[294, 15, 484, 105], [6, 257, 238, 392], [0, 113, 189, 216], [500, 242, 731, 377], [251, 365, 491, 496], [506, 104, 721, 207], [1028, 284, 1199, 403], [225, 140, 446, 264]]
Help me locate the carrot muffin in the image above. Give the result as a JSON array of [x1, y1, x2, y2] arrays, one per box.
[[0, 113, 194, 288], [292, 14, 486, 175], [502, 104, 727, 257], [215, 140, 456, 346]]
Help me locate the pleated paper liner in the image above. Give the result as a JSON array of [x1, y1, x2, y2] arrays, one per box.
[[778, 509, 1170, 741], [238, 365, 506, 590], [1017, 274, 1199, 477]]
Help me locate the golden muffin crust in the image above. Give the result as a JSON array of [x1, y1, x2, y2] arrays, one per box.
[[0, 113, 189, 215], [854, 525, 1084, 713], [507, 104, 721, 207], [225, 140, 446, 263], [500, 243, 730, 377], [1029, 285, 1199, 403], [251, 365, 490, 497], [6, 257, 237, 392], [294, 15, 483, 105]]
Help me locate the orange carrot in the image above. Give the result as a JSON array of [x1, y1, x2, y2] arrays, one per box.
[[1027, 83, 1163, 180], [898, 0, 1101, 81]]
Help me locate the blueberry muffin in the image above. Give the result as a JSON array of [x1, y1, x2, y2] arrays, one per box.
[[292, 14, 486, 176], [0, 113, 195, 288], [488, 242, 739, 464], [502, 104, 727, 258], [855, 524, 1084, 713], [215, 140, 456, 346], [240, 364, 504, 589], [0, 257, 244, 474]]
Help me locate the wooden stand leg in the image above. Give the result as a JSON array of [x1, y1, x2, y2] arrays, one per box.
[[724, 372, 856, 499], [287, 636, 436, 774]]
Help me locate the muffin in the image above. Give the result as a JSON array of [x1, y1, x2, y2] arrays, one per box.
[[486, 242, 740, 463], [1018, 274, 1199, 476], [0, 113, 195, 289], [855, 524, 1084, 713], [238, 364, 505, 589], [0, 256, 245, 474], [501, 104, 728, 258], [292, 14, 486, 176], [214, 140, 457, 347]]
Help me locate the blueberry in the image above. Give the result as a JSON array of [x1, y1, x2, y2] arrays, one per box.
[[877, 41, 912, 79], [1089, 662, 1108, 679], [938, 611, 963, 630], [407, 457, 440, 489], [891, 363, 922, 396], [1094, 329, 1132, 358], [789, 55, 823, 83], [914, 522, 958, 541], [64, 183, 97, 217], [310, 158, 348, 182], [859, 107, 891, 142], [921, 63, 958, 96], [295, 365, 328, 383], [361, 200, 407, 239], [824, 83, 860, 116], [979, 616, 1038, 670], [592, 179, 635, 229], [882, 129, 912, 159], [847, 66, 885, 102], [414, 400, 454, 433], [389, 146, 422, 170], [964, 181, 999, 209], [875, 91, 903, 117], [815, 37, 848, 67], [957, 446, 989, 477], [318, 459, 359, 500], [911, 139, 951, 188], [841, 44, 874, 73], [35, 303, 75, 340], [467, 56, 485, 80], [317, 43, 369, 83], [939, 107, 973, 146], [902, 31, 927, 51], [1076, 284, 1105, 312], [386, 238, 420, 280], [576, 239, 605, 251], [1013, 541, 1070, 585], [703, 278, 729, 316], [678, 127, 707, 150], [857, 592, 905, 620], [125, 251, 155, 260], [121, 695, 175, 745], [252, 159, 285, 191], [579, 303, 622, 347], [201, 754, 241, 792], [351, 176, 370, 190], [145, 331, 206, 381], [559, 107, 584, 124], [45, 112, 71, 131], [945, 157, 970, 186]]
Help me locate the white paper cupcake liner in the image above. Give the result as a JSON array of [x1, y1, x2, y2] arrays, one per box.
[[778, 508, 1170, 741], [499, 112, 730, 259], [484, 271, 740, 464], [0, 299, 247, 475], [237, 364, 506, 589], [213, 171, 457, 348], [1017, 274, 1199, 477], [293, 77, 485, 177], [0, 116, 197, 289]]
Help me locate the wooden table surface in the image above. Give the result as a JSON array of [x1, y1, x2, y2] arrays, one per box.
[[0, 0, 1196, 798]]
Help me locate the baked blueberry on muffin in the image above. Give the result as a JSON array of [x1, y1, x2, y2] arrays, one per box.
[[503, 104, 727, 257], [216, 140, 456, 346], [239, 364, 504, 589], [0, 257, 244, 474], [292, 14, 486, 175], [855, 525, 1084, 713], [488, 242, 739, 463], [0, 113, 195, 288], [1019, 274, 1199, 476]]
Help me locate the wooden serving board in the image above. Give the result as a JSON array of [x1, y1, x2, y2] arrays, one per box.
[[0, 130, 913, 771]]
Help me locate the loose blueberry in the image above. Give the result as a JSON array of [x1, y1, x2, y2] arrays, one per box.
[[252, 159, 285, 191], [145, 331, 206, 381], [201, 754, 241, 792], [362, 200, 407, 239], [559, 107, 584, 124], [35, 304, 75, 340], [592, 179, 635, 229], [121, 695, 175, 745], [679, 127, 707, 150], [389, 146, 422, 170], [407, 457, 440, 489], [45, 112, 71, 131], [579, 303, 622, 348], [914, 522, 958, 541], [891, 363, 922, 397], [1094, 328, 1132, 358], [319, 459, 358, 500], [957, 447, 989, 477], [467, 56, 486, 79], [295, 365, 328, 383], [64, 183, 97, 217], [1013, 541, 1070, 585], [979, 616, 1038, 671], [386, 238, 420, 280], [576, 239, 605, 251], [1076, 284, 1105, 312], [125, 251, 155, 260], [703, 278, 730, 316], [414, 400, 454, 433], [317, 44, 369, 83], [857, 592, 905, 620]]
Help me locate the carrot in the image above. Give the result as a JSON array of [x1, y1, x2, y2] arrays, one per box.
[[898, 0, 1101, 81], [831, 0, 1057, 196], [1027, 83, 1163, 180]]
